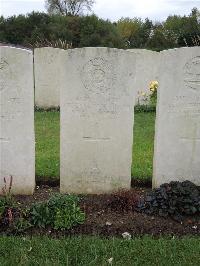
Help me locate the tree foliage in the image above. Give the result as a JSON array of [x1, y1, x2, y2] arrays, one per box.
[[0, 7, 199, 50], [117, 17, 153, 48], [45, 0, 95, 16]]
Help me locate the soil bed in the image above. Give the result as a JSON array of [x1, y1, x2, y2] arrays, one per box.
[[7, 185, 200, 238]]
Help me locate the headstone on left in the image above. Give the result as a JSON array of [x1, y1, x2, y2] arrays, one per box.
[[0, 46, 35, 195]]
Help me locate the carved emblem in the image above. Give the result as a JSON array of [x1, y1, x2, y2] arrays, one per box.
[[81, 57, 116, 95], [184, 56, 200, 91]]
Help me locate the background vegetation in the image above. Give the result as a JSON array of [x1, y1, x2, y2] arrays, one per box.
[[0, 7, 199, 51]]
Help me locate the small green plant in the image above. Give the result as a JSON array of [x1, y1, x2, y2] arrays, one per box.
[[0, 198, 6, 220], [13, 214, 32, 233], [1, 176, 14, 206], [0, 176, 16, 226], [30, 194, 85, 230], [137, 181, 200, 220], [54, 205, 85, 230], [29, 201, 51, 228]]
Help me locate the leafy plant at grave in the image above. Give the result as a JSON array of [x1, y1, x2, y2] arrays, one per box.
[[0, 176, 16, 225], [12, 212, 32, 233], [137, 181, 200, 220], [0, 206, 29, 234], [0, 176, 31, 233], [30, 194, 85, 230], [51, 194, 85, 230], [29, 201, 51, 228]]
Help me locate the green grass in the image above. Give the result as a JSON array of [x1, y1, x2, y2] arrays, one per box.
[[0, 236, 199, 265], [35, 111, 156, 181], [132, 112, 156, 180], [35, 112, 60, 180]]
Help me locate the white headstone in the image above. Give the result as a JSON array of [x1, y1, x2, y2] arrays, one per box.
[[34, 47, 63, 108], [60, 48, 136, 194], [153, 47, 200, 187], [0, 46, 35, 195], [128, 49, 159, 104]]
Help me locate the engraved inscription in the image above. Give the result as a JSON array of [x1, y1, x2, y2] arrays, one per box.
[[81, 57, 117, 95], [180, 120, 200, 175], [46, 53, 58, 65], [181, 120, 200, 141], [0, 97, 22, 121], [0, 137, 10, 143], [0, 111, 22, 121], [64, 101, 119, 118], [168, 95, 200, 115], [184, 56, 200, 91], [83, 137, 110, 141], [168, 94, 200, 175], [0, 59, 10, 93], [0, 59, 8, 70]]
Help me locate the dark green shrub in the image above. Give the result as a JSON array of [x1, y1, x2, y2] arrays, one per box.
[[30, 201, 51, 228], [134, 104, 156, 113], [137, 181, 200, 220], [0, 198, 7, 221], [30, 194, 85, 230], [12, 213, 32, 233], [34, 105, 60, 112]]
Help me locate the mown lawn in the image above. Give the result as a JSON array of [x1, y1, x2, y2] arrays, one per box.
[[35, 111, 60, 180], [132, 112, 155, 179], [35, 111, 156, 181], [0, 236, 199, 266]]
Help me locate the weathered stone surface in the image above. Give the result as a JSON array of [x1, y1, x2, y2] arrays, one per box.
[[60, 48, 136, 194], [153, 47, 200, 187], [128, 49, 159, 104], [34, 47, 63, 108], [0, 46, 35, 195], [34, 48, 159, 108]]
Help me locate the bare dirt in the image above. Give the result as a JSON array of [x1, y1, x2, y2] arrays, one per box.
[[12, 185, 200, 238]]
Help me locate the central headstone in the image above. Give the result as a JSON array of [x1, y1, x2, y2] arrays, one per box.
[[60, 48, 136, 194]]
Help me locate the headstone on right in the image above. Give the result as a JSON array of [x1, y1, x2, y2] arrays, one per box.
[[60, 48, 136, 194], [153, 47, 200, 187]]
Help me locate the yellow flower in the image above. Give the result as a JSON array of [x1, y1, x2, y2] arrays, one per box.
[[149, 80, 159, 92]]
